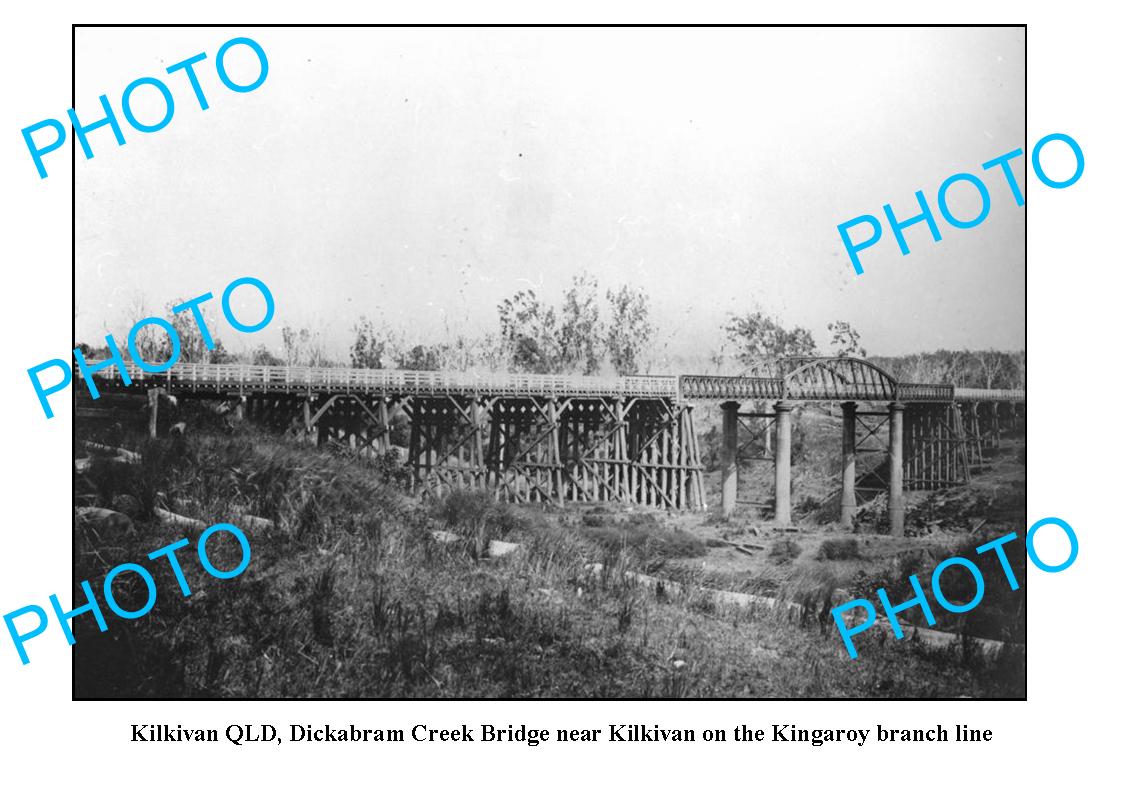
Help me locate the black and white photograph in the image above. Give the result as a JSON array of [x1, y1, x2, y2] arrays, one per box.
[[71, 25, 1026, 699]]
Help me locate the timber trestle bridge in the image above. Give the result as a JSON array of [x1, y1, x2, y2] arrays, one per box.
[[79, 356, 1025, 535]]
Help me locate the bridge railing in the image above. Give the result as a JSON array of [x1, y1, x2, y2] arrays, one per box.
[[87, 362, 681, 399], [953, 387, 1026, 402], [897, 382, 956, 402], [681, 375, 952, 402], [78, 362, 1025, 403], [679, 374, 785, 400]]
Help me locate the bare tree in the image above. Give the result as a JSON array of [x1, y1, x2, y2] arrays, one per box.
[[121, 294, 225, 365], [557, 273, 603, 375], [605, 284, 653, 375], [940, 350, 970, 384], [497, 289, 559, 373], [283, 325, 334, 367], [1010, 350, 1026, 390], [974, 349, 1011, 390], [827, 320, 867, 358], [350, 316, 393, 369]]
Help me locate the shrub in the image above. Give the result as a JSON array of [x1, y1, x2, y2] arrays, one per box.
[[817, 538, 860, 561], [432, 489, 527, 552], [582, 523, 706, 560], [372, 449, 409, 487], [768, 539, 802, 564]]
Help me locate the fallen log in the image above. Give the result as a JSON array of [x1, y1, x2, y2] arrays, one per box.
[[154, 508, 274, 534], [154, 508, 207, 532], [585, 563, 1020, 660], [76, 507, 135, 536], [429, 530, 521, 558], [76, 454, 134, 471], [83, 441, 141, 463], [709, 538, 765, 555], [75, 408, 119, 420], [238, 514, 274, 532]]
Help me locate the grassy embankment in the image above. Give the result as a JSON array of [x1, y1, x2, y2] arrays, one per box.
[[74, 415, 1024, 698]]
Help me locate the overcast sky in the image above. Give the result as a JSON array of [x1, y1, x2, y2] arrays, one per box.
[[75, 26, 1025, 365]]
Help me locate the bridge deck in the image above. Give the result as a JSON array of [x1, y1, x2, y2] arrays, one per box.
[[80, 362, 1026, 404]]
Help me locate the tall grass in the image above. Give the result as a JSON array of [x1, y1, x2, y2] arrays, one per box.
[[73, 421, 1024, 698]]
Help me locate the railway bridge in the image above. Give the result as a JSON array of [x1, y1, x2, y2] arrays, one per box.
[[78, 356, 1025, 535]]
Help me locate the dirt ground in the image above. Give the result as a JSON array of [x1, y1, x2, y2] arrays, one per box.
[[574, 433, 1027, 603]]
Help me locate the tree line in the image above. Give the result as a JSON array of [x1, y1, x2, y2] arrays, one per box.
[[80, 276, 1025, 389]]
